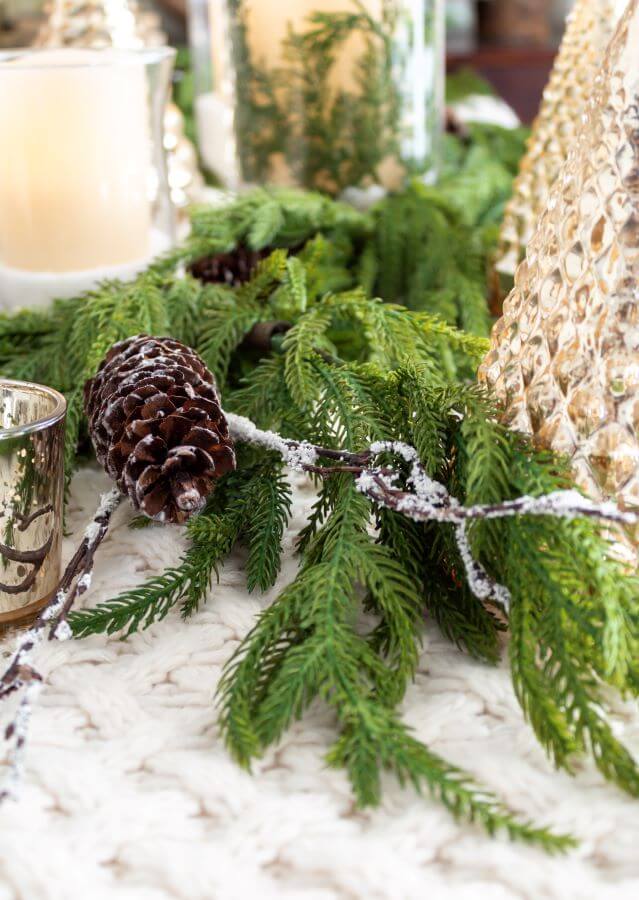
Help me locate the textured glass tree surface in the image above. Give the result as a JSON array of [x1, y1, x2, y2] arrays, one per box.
[[494, 0, 617, 282], [480, 0, 639, 513]]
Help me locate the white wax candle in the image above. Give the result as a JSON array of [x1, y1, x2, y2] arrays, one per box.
[[0, 49, 152, 273], [0, 229, 170, 312], [195, 93, 240, 189]]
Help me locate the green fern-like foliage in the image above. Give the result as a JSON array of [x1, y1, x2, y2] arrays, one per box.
[[459, 412, 639, 793], [70, 448, 291, 636], [178, 188, 370, 264], [62, 259, 639, 847], [365, 183, 492, 340]]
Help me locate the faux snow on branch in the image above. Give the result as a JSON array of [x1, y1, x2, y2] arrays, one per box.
[[227, 413, 639, 613]]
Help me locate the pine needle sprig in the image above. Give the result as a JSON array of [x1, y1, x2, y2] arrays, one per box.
[[69, 471, 249, 638], [421, 526, 504, 664], [68, 507, 241, 638], [69, 452, 293, 636], [217, 473, 573, 851], [244, 461, 293, 594], [459, 405, 639, 789], [225, 355, 291, 430], [328, 719, 575, 853], [182, 188, 369, 261], [197, 285, 259, 385]]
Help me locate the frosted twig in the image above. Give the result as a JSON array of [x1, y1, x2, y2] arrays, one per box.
[[0, 488, 122, 803], [227, 414, 639, 615]]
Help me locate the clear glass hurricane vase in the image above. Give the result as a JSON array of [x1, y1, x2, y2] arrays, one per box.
[[187, 0, 445, 195], [0, 47, 176, 312]]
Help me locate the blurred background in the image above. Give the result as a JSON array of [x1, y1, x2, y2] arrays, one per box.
[[0, 0, 575, 124], [446, 0, 574, 122]]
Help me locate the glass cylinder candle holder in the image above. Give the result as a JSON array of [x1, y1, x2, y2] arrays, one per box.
[[187, 0, 445, 196], [0, 46, 177, 313], [0, 381, 66, 629]]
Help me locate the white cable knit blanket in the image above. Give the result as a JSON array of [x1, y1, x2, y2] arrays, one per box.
[[1, 466, 638, 900]]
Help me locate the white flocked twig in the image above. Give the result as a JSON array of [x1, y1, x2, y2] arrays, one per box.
[[0, 488, 122, 803], [226, 413, 639, 614]]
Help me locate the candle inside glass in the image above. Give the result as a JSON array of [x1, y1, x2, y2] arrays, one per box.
[[0, 49, 151, 272], [0, 47, 176, 312], [190, 0, 444, 194]]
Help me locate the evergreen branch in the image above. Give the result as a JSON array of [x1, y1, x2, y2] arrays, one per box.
[[359, 541, 423, 704], [69, 553, 197, 638], [197, 286, 260, 385], [282, 306, 334, 406], [328, 719, 574, 852], [244, 461, 293, 594], [226, 405, 639, 808], [69, 489, 246, 638], [227, 355, 291, 429], [460, 410, 639, 785], [217, 579, 311, 767], [219, 471, 572, 851], [69, 457, 293, 638]]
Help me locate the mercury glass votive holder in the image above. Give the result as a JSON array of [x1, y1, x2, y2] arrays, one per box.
[[0, 381, 66, 628], [0, 46, 177, 313]]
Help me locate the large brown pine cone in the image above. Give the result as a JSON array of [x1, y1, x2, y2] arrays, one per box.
[[84, 335, 235, 524]]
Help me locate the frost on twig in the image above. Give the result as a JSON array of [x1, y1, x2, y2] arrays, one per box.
[[0, 488, 122, 803], [227, 413, 639, 615]]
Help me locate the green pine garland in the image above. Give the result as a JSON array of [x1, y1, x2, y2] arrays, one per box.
[[2, 144, 636, 850]]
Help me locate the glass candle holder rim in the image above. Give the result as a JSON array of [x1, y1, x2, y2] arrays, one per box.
[[0, 379, 67, 439], [0, 46, 177, 71]]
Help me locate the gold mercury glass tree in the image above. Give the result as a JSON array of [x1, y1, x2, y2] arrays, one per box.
[[492, 0, 618, 294], [480, 0, 639, 532]]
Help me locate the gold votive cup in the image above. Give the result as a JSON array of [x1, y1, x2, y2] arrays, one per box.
[[0, 380, 66, 628]]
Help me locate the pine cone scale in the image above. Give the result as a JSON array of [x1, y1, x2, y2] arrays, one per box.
[[85, 335, 236, 523]]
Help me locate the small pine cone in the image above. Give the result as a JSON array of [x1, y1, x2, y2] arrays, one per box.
[[84, 335, 235, 524], [189, 245, 270, 286]]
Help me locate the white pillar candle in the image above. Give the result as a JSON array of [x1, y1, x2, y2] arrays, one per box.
[[0, 49, 153, 277]]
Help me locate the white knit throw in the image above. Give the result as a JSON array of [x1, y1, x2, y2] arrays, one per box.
[[0, 465, 638, 899]]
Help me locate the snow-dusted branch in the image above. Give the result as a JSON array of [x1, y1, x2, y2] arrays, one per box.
[[227, 413, 639, 613], [0, 488, 122, 803], [3, 412, 635, 805]]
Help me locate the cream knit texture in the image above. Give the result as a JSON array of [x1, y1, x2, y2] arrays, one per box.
[[1, 466, 638, 899]]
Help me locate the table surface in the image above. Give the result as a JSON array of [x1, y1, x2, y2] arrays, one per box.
[[0, 466, 638, 900]]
